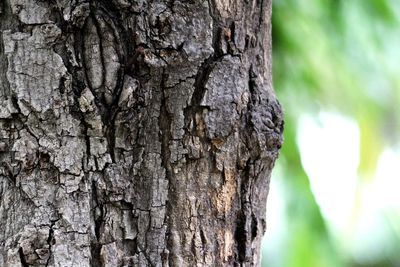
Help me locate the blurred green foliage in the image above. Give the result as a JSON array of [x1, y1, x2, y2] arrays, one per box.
[[262, 0, 400, 266]]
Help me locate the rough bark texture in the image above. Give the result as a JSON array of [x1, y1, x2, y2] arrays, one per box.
[[0, 0, 283, 266]]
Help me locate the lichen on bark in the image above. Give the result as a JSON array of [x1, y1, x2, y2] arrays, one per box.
[[0, 0, 283, 266]]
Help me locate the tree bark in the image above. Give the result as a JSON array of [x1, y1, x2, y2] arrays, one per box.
[[0, 0, 283, 266]]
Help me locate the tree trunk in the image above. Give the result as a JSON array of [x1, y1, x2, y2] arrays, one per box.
[[0, 0, 283, 266]]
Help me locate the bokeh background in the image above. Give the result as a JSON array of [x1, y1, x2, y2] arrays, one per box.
[[261, 0, 400, 266]]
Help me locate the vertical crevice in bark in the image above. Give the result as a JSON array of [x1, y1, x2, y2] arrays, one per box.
[[45, 219, 58, 267], [258, 0, 266, 28], [207, 0, 223, 58], [91, 180, 103, 267], [251, 213, 259, 241], [159, 68, 172, 175], [18, 248, 29, 267], [191, 58, 215, 109], [83, 119, 91, 162], [235, 212, 247, 263], [235, 156, 252, 264], [159, 68, 174, 267]]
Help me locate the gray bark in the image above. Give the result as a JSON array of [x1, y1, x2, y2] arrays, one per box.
[[0, 0, 283, 266]]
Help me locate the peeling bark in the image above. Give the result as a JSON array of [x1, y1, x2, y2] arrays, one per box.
[[0, 0, 283, 266]]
